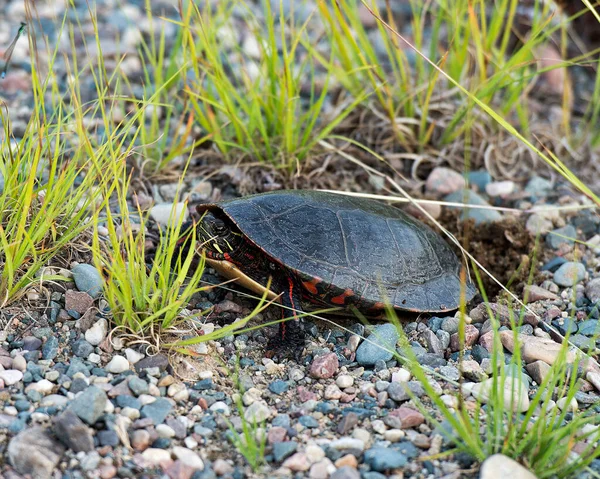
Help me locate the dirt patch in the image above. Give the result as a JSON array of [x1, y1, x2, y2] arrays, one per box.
[[438, 211, 539, 299]]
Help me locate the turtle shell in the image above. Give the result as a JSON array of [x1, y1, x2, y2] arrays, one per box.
[[199, 190, 477, 312]]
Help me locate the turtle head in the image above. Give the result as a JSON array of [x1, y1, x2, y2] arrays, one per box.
[[197, 211, 242, 256]]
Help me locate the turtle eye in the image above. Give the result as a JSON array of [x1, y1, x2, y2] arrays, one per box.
[[212, 218, 226, 233]]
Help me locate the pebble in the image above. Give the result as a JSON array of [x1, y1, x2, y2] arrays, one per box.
[[71, 386, 108, 425], [479, 454, 538, 479], [585, 278, 600, 303], [331, 466, 361, 479], [546, 225, 577, 249], [364, 447, 407, 471], [149, 202, 189, 227], [273, 441, 298, 462], [523, 285, 559, 302], [444, 189, 502, 224], [336, 375, 354, 388], [0, 370, 23, 386], [85, 319, 108, 346], [8, 426, 65, 478], [106, 355, 130, 374], [172, 446, 204, 470], [140, 398, 173, 424], [282, 452, 311, 471], [485, 180, 515, 197], [356, 324, 399, 366], [426, 167, 466, 195], [244, 401, 272, 423], [471, 377, 530, 412], [309, 353, 339, 379], [553, 262, 585, 287], [72, 264, 103, 298]]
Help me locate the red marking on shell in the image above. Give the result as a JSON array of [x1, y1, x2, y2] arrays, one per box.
[[303, 280, 318, 295], [331, 289, 354, 305]]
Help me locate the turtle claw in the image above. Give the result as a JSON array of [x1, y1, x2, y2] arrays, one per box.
[[266, 320, 306, 362]]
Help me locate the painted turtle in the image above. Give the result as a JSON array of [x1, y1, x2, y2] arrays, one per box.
[[194, 190, 477, 356]]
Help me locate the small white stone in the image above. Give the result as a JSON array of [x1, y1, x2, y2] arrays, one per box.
[[244, 401, 271, 423], [324, 384, 342, 400], [138, 394, 156, 406], [0, 370, 23, 386], [121, 407, 140, 420], [209, 401, 230, 416], [486, 180, 515, 197], [172, 446, 204, 470], [25, 379, 54, 396], [12, 355, 26, 372], [167, 382, 189, 402], [329, 437, 365, 451], [336, 375, 354, 389], [124, 348, 145, 364], [141, 448, 171, 466], [384, 429, 405, 442], [371, 419, 387, 435], [184, 436, 198, 449], [305, 444, 325, 464], [392, 368, 411, 383], [556, 397, 578, 412], [242, 388, 262, 406], [85, 319, 108, 346], [353, 428, 371, 445], [87, 353, 101, 364], [149, 203, 189, 227], [156, 424, 176, 438], [106, 356, 130, 374]]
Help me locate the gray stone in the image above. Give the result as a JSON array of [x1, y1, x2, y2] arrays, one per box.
[[42, 336, 59, 360], [8, 426, 65, 479], [72, 339, 94, 358], [273, 441, 297, 462], [553, 262, 585, 287], [356, 324, 399, 366], [546, 225, 576, 249], [330, 466, 361, 479], [70, 386, 107, 425], [72, 264, 103, 298], [444, 189, 502, 224], [585, 278, 600, 304], [364, 447, 407, 471], [140, 398, 173, 424], [53, 410, 94, 452]]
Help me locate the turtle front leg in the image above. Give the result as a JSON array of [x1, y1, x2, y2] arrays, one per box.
[[267, 276, 306, 361]]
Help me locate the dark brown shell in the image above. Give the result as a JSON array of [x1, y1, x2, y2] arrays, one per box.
[[201, 190, 476, 312]]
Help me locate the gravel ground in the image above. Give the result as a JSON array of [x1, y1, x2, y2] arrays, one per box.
[[1, 1, 600, 479]]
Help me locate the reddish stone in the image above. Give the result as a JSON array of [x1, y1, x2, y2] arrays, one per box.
[[267, 426, 287, 444], [297, 386, 317, 402], [309, 353, 339, 379], [479, 331, 495, 352], [390, 407, 425, 429], [99, 464, 117, 479], [163, 460, 194, 479], [450, 325, 479, 351], [65, 290, 94, 314], [197, 397, 208, 410]]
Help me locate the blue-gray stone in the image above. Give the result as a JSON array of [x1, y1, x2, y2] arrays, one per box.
[[362, 473, 387, 479], [71, 264, 103, 298], [193, 425, 214, 437], [26, 390, 42, 402], [70, 386, 107, 425], [23, 337, 42, 351], [364, 447, 407, 471], [444, 189, 502, 224], [268, 380, 289, 395], [97, 429, 120, 446], [546, 225, 577, 249], [152, 437, 171, 449], [42, 336, 59, 360], [193, 378, 214, 390], [356, 324, 399, 366], [70, 377, 89, 394], [542, 256, 567, 272], [554, 262, 586, 287], [578, 320, 600, 337], [552, 318, 578, 336], [272, 414, 291, 428], [273, 441, 297, 462], [298, 415, 319, 428], [468, 170, 492, 192], [140, 397, 172, 425], [128, 377, 149, 396], [72, 339, 93, 358], [570, 334, 595, 351], [116, 395, 141, 410], [525, 176, 553, 198], [66, 358, 91, 377], [14, 400, 30, 412]]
